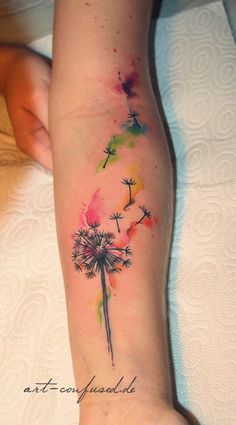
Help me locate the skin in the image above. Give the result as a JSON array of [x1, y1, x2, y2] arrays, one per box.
[[0, 46, 52, 170], [49, 1, 190, 425]]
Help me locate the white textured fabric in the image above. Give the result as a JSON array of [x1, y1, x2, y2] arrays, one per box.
[[155, 2, 236, 424], [0, 2, 236, 424]]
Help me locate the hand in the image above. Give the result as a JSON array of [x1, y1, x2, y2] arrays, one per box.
[[3, 47, 52, 170]]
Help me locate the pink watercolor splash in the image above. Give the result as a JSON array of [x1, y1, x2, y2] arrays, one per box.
[[114, 70, 138, 98], [78, 189, 104, 227]]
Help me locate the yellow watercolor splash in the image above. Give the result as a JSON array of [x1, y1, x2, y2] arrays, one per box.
[[96, 124, 148, 172], [97, 287, 112, 326], [117, 164, 144, 211]]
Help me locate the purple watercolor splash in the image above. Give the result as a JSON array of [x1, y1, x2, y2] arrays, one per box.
[[117, 70, 138, 98]]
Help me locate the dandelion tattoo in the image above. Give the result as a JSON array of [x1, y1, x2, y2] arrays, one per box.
[[103, 146, 117, 169], [72, 70, 155, 365], [96, 71, 149, 172], [136, 205, 152, 225], [118, 71, 141, 126], [122, 178, 137, 210], [128, 109, 141, 129], [109, 212, 123, 233], [72, 223, 132, 365]]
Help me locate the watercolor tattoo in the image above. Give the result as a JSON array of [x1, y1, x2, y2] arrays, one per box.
[[72, 69, 156, 366], [72, 224, 132, 366], [96, 71, 148, 172], [122, 178, 136, 210], [103, 146, 117, 169], [136, 205, 152, 225], [109, 212, 123, 233]]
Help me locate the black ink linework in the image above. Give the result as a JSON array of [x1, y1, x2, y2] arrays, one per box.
[[109, 212, 123, 233], [122, 178, 137, 210], [72, 224, 132, 366], [118, 71, 141, 126], [103, 146, 117, 169], [136, 205, 151, 225], [128, 109, 141, 129]]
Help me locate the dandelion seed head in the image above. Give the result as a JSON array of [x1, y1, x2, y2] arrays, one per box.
[[104, 146, 117, 156], [110, 212, 123, 220], [122, 177, 136, 186], [74, 263, 82, 272], [124, 246, 132, 256], [123, 259, 132, 268], [128, 109, 139, 119], [72, 226, 132, 277], [139, 205, 151, 218], [85, 271, 96, 279], [88, 221, 101, 230]]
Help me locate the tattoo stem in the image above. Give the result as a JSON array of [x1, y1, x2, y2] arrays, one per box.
[[124, 185, 134, 210], [110, 212, 123, 233], [116, 219, 121, 233], [136, 206, 152, 225], [136, 213, 146, 225], [103, 154, 110, 169], [100, 263, 114, 366], [103, 147, 117, 169]]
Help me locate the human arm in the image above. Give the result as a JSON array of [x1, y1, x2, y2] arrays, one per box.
[[0, 45, 52, 170], [50, 1, 189, 424]]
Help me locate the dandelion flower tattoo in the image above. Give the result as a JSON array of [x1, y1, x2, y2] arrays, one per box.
[[122, 177, 137, 210], [103, 146, 117, 169], [109, 212, 123, 233], [136, 205, 152, 225], [72, 224, 132, 365]]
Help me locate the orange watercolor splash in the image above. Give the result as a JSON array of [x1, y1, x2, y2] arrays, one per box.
[[115, 215, 158, 248], [108, 274, 118, 289], [142, 216, 158, 228], [117, 164, 144, 211]]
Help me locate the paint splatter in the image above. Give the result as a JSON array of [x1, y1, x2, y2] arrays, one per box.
[[123, 122, 148, 137], [96, 125, 148, 172], [142, 216, 157, 228], [115, 70, 138, 98], [118, 165, 144, 211], [119, 70, 138, 98], [108, 273, 118, 289], [78, 189, 105, 226], [96, 70, 149, 172]]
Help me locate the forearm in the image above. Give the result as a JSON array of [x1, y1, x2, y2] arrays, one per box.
[[50, 0, 174, 414], [50, 0, 156, 118]]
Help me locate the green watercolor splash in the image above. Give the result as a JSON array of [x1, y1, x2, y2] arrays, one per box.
[[126, 123, 148, 136], [96, 123, 148, 172], [97, 287, 111, 326]]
